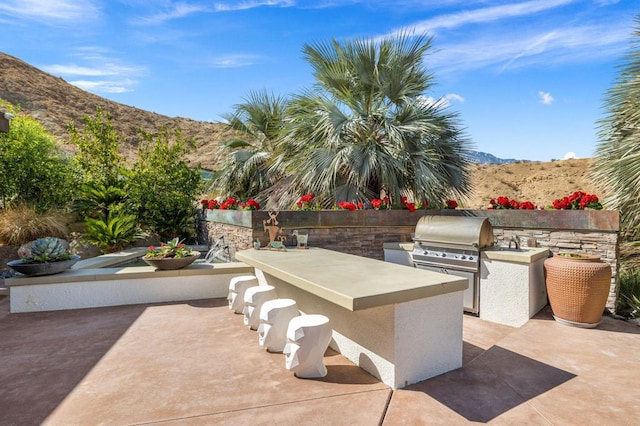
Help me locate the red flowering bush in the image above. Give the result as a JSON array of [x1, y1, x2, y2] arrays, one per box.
[[370, 196, 390, 210], [219, 197, 238, 210], [294, 193, 318, 210], [239, 198, 260, 210], [551, 191, 602, 210], [488, 196, 536, 210], [201, 199, 219, 210], [398, 196, 415, 212], [337, 201, 360, 211], [201, 197, 260, 211], [444, 199, 458, 209]]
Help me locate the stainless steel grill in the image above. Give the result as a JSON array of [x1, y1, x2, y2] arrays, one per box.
[[411, 216, 494, 314]]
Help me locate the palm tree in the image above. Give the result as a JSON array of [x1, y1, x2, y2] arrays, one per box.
[[279, 32, 472, 207], [593, 16, 640, 239], [210, 90, 288, 202]]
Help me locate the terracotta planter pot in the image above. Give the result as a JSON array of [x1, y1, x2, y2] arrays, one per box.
[[143, 253, 200, 270], [544, 253, 611, 328]]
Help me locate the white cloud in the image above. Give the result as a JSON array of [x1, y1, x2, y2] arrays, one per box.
[[445, 93, 464, 103], [0, 0, 99, 23], [538, 91, 554, 105], [132, 3, 209, 25], [398, 0, 576, 34], [429, 23, 630, 74], [43, 64, 128, 77], [206, 54, 261, 68], [70, 79, 134, 94], [213, 0, 296, 12], [133, 0, 297, 25], [419, 93, 464, 108], [41, 50, 146, 95], [563, 151, 577, 159]]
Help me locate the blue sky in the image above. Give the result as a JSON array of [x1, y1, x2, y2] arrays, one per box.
[[0, 0, 636, 161]]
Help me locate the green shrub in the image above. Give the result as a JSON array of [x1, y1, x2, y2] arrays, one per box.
[[84, 212, 147, 253], [67, 108, 123, 188], [0, 101, 78, 209], [125, 127, 203, 241], [618, 266, 640, 318], [72, 182, 128, 219]]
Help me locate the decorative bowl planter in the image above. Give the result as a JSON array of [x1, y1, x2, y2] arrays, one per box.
[[7, 255, 81, 276], [143, 253, 200, 270], [543, 253, 611, 328]]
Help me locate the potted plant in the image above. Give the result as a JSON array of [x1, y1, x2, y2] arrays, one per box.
[[143, 238, 200, 270], [544, 252, 611, 328], [7, 237, 81, 276]]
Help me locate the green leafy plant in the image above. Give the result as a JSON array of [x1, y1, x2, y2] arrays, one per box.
[[0, 100, 78, 210], [618, 266, 640, 318], [144, 237, 197, 259], [84, 212, 147, 253], [125, 127, 203, 241], [67, 107, 124, 188], [71, 182, 128, 219]]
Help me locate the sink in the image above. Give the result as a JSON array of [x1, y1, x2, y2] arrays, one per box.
[[486, 247, 528, 253]]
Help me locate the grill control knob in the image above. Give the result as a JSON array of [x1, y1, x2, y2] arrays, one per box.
[[460, 255, 466, 260], [440, 253, 446, 257], [468, 256, 474, 261]]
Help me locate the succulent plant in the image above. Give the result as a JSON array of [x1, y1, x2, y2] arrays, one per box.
[[19, 237, 71, 263]]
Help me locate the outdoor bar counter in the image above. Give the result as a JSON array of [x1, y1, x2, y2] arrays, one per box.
[[235, 247, 467, 389]]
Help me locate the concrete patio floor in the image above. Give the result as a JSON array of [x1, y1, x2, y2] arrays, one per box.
[[0, 295, 638, 425]]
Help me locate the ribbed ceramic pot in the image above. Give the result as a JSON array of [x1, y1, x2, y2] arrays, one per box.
[[543, 253, 611, 328]]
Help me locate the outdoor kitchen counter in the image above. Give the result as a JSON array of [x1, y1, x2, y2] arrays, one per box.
[[235, 247, 467, 389], [235, 247, 467, 311], [481, 246, 549, 264]]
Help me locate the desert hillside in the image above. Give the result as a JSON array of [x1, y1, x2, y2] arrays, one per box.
[[0, 52, 233, 170], [0, 51, 605, 206], [464, 158, 602, 209]]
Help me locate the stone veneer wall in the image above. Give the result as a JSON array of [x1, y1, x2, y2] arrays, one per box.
[[204, 209, 620, 311]]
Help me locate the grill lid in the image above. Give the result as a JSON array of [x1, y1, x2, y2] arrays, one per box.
[[413, 216, 494, 249]]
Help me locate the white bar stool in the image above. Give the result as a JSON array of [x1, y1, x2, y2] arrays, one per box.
[[228, 275, 259, 314], [258, 299, 299, 352], [243, 285, 277, 330], [283, 314, 332, 378]]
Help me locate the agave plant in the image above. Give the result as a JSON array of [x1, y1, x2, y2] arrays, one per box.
[[18, 237, 72, 263]]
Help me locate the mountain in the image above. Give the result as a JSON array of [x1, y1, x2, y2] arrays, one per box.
[[0, 51, 233, 170], [467, 151, 520, 165]]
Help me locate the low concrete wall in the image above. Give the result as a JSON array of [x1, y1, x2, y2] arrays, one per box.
[[205, 209, 621, 310], [6, 262, 253, 313]]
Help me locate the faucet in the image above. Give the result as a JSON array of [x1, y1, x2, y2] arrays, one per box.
[[508, 235, 521, 249]]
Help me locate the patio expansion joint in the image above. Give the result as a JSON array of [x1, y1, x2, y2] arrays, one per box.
[[378, 389, 394, 426], [127, 388, 392, 425]]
